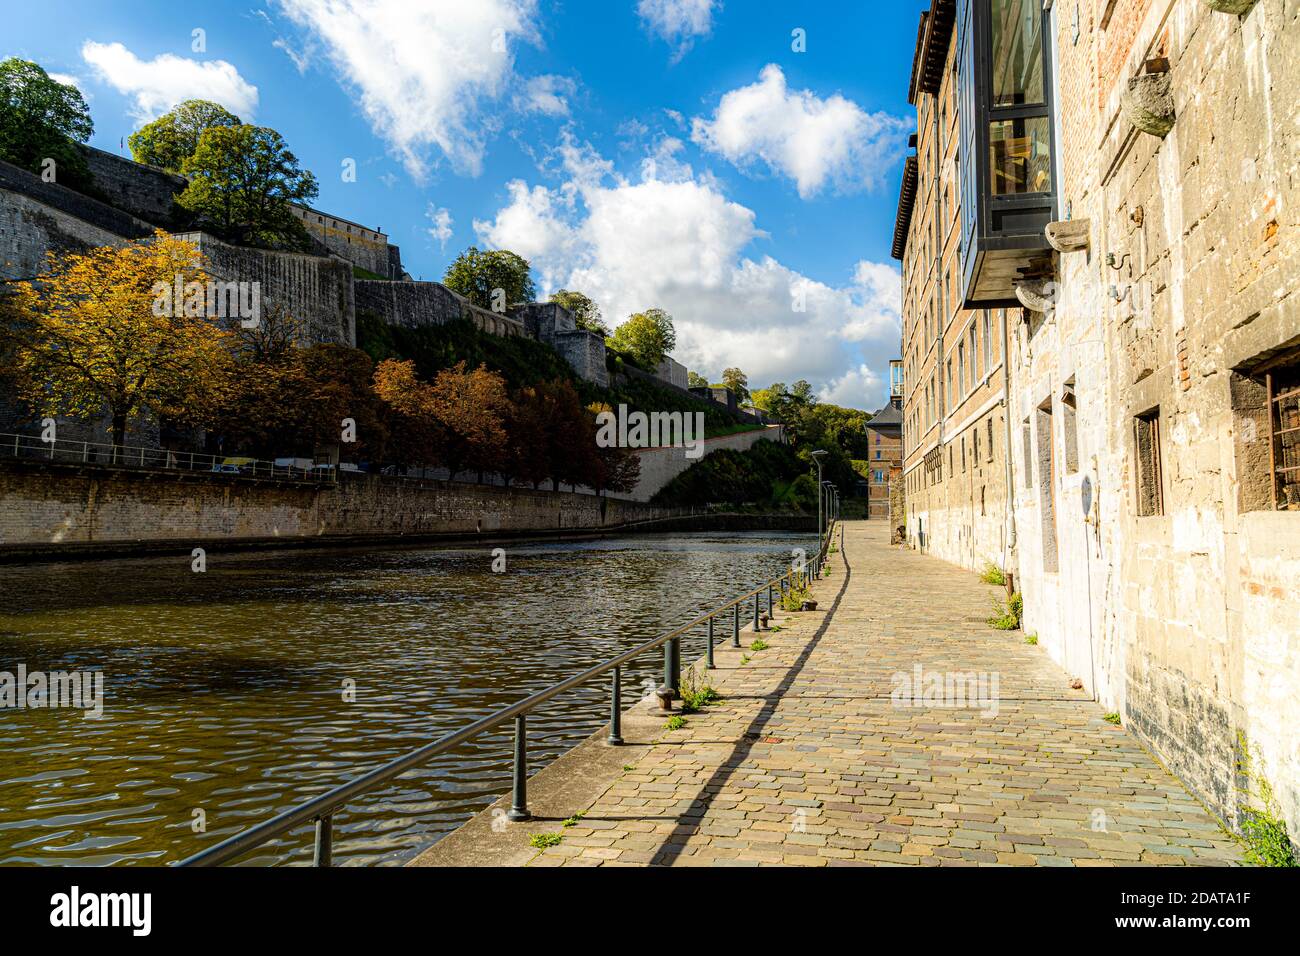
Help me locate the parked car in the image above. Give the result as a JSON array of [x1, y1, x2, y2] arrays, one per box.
[[211, 457, 255, 475]]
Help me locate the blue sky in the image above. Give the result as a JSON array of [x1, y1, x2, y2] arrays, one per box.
[[5, 0, 926, 410]]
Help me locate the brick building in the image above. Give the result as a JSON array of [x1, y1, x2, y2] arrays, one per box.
[[893, 0, 1298, 850], [895, 0, 1019, 571]]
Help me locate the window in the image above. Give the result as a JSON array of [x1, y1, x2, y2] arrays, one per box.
[[991, 0, 1046, 106], [956, 0, 1057, 305], [1134, 409, 1164, 517], [1232, 350, 1300, 511], [984, 311, 994, 372], [1021, 419, 1033, 489], [1062, 381, 1079, 474], [990, 117, 1053, 195], [1037, 402, 1059, 571], [987, 418, 995, 462], [970, 323, 980, 382]]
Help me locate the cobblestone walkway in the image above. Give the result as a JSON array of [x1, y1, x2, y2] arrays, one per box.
[[530, 521, 1244, 867]]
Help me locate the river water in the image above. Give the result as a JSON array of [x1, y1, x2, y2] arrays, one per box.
[[0, 531, 808, 866]]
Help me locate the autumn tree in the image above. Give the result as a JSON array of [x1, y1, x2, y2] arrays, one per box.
[[721, 367, 750, 404], [1, 232, 233, 451], [608, 308, 676, 370], [0, 58, 95, 192], [178, 124, 318, 249], [373, 359, 510, 479], [587, 402, 641, 496], [129, 99, 241, 173], [549, 289, 607, 336], [442, 247, 536, 312]]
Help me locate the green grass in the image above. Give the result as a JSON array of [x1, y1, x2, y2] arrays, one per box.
[[678, 665, 721, 714], [979, 563, 1007, 586], [528, 833, 562, 849], [664, 715, 688, 731], [749, 638, 769, 651], [1024, 633, 1039, 646], [1103, 712, 1121, 725], [561, 811, 586, 828]]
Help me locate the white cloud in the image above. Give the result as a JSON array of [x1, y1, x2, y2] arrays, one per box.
[[472, 138, 901, 408], [425, 203, 454, 249], [638, 0, 718, 59], [691, 64, 908, 198], [516, 74, 575, 117], [80, 41, 258, 122], [274, 0, 540, 180], [46, 73, 87, 95]]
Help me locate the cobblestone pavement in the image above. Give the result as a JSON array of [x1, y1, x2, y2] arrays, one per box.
[[529, 521, 1245, 867]]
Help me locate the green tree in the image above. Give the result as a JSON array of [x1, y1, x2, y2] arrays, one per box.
[[177, 124, 318, 249], [0, 58, 94, 192], [687, 371, 709, 389], [443, 247, 536, 311], [128, 99, 241, 173], [608, 308, 676, 370], [549, 289, 607, 336], [721, 367, 750, 404]]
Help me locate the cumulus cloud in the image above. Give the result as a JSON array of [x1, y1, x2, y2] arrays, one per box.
[[80, 41, 259, 122], [516, 74, 576, 117], [472, 137, 901, 407], [274, 0, 540, 180], [638, 0, 718, 59], [691, 64, 909, 198], [426, 204, 454, 249]]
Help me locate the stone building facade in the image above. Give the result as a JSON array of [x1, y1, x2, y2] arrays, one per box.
[[895, 0, 1299, 850]]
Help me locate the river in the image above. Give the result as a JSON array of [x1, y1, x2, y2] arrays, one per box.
[[0, 531, 809, 866]]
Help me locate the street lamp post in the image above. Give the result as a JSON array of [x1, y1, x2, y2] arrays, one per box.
[[810, 450, 828, 570]]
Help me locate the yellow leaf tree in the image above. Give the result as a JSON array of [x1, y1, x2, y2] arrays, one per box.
[[2, 231, 234, 451]]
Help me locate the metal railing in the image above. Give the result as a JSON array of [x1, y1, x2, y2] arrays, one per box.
[[0, 432, 333, 483], [178, 518, 839, 867]]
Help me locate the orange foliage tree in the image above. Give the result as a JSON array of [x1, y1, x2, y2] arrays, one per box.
[[373, 359, 510, 479], [1, 231, 233, 448]]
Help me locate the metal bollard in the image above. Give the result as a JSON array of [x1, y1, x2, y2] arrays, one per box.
[[508, 715, 530, 821], [732, 603, 741, 647], [314, 815, 332, 867], [608, 666, 623, 745], [706, 617, 715, 669], [753, 592, 761, 632]]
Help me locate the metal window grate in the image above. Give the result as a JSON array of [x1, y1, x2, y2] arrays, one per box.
[[1269, 370, 1300, 510]]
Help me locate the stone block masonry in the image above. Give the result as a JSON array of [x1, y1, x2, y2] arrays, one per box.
[[0, 464, 679, 554], [178, 231, 356, 347]]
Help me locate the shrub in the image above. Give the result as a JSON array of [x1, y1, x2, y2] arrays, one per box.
[[979, 563, 1007, 586], [988, 592, 1023, 630]]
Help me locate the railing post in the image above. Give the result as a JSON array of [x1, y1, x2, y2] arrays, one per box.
[[313, 815, 333, 867], [753, 592, 761, 631], [608, 666, 624, 745], [705, 617, 715, 669], [732, 603, 740, 647], [508, 715, 530, 821], [663, 639, 680, 697]]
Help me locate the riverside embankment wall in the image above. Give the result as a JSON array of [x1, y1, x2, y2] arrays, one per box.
[[0, 463, 812, 560]]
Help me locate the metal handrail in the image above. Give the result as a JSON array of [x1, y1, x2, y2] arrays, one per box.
[[178, 518, 839, 867], [0, 431, 333, 483]]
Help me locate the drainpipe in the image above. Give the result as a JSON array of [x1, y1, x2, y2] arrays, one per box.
[[933, 91, 945, 439], [1001, 307, 1018, 564]]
